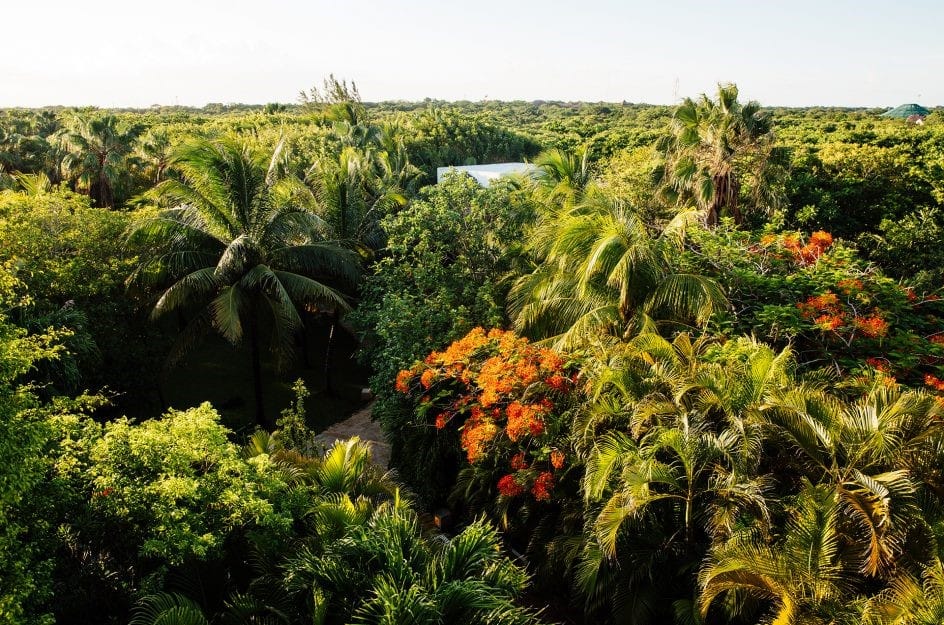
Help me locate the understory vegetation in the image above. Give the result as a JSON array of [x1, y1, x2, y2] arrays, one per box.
[[2, 80, 944, 624]]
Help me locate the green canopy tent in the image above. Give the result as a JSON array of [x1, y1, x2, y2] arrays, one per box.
[[881, 103, 931, 118]]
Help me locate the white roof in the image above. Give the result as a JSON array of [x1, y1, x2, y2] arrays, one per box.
[[436, 162, 538, 187]]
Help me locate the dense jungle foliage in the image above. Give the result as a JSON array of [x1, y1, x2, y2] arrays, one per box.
[[2, 79, 944, 624]]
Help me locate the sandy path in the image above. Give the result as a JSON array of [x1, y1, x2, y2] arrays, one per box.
[[314, 402, 391, 467]]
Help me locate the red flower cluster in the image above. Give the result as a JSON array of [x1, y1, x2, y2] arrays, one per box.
[[797, 290, 889, 339], [854, 315, 889, 339], [460, 411, 499, 463], [838, 278, 865, 294], [531, 471, 555, 501], [497, 474, 525, 497], [505, 400, 551, 442], [798, 292, 845, 333], [550, 449, 566, 470], [398, 328, 577, 502], [925, 374, 944, 392], [395, 369, 414, 393], [420, 368, 437, 389], [510, 452, 529, 470]]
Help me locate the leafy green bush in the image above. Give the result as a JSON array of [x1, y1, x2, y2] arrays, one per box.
[[0, 268, 65, 625], [87, 403, 293, 565], [0, 188, 164, 407], [351, 173, 533, 504], [863, 207, 944, 289]]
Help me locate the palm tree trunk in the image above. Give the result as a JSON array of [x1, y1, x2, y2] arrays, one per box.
[[706, 199, 720, 227], [248, 310, 267, 428], [710, 173, 743, 226], [298, 326, 311, 368], [729, 177, 743, 225], [323, 310, 339, 397]]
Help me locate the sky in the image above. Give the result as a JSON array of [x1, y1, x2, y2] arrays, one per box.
[[2, 0, 942, 108]]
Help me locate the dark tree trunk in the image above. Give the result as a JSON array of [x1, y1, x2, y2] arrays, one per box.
[[707, 173, 743, 226], [248, 310, 268, 428], [705, 201, 720, 227], [323, 310, 339, 397], [728, 176, 743, 225], [298, 323, 311, 368]]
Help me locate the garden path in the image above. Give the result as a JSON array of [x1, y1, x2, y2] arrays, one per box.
[[315, 402, 391, 468]]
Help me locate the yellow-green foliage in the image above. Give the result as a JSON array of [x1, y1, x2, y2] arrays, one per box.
[[0, 188, 136, 302], [88, 403, 292, 564], [0, 268, 64, 625]]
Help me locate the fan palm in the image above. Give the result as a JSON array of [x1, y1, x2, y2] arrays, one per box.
[[59, 113, 139, 208], [128, 136, 361, 427], [509, 192, 727, 349], [138, 128, 173, 184], [658, 83, 782, 226]]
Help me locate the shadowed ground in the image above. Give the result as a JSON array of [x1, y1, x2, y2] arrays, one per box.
[[314, 402, 390, 467]]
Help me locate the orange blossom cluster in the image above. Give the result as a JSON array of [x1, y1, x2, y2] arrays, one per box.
[[796, 291, 888, 338], [396, 327, 574, 501]]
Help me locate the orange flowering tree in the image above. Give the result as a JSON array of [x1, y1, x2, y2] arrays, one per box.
[[395, 328, 579, 508], [684, 227, 944, 386]]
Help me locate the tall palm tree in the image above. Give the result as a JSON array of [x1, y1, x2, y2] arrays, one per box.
[[658, 83, 782, 226], [128, 136, 361, 427], [509, 192, 727, 349], [137, 128, 173, 184], [302, 145, 408, 257], [59, 113, 139, 208]]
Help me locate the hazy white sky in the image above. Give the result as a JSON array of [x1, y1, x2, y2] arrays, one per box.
[[2, 0, 941, 108]]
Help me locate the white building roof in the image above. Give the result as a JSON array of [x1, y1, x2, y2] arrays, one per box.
[[436, 162, 538, 187]]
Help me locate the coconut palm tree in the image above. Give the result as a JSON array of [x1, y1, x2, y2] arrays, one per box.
[[532, 145, 594, 209], [657, 83, 782, 226], [508, 192, 727, 349], [128, 136, 360, 427], [302, 145, 408, 257]]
